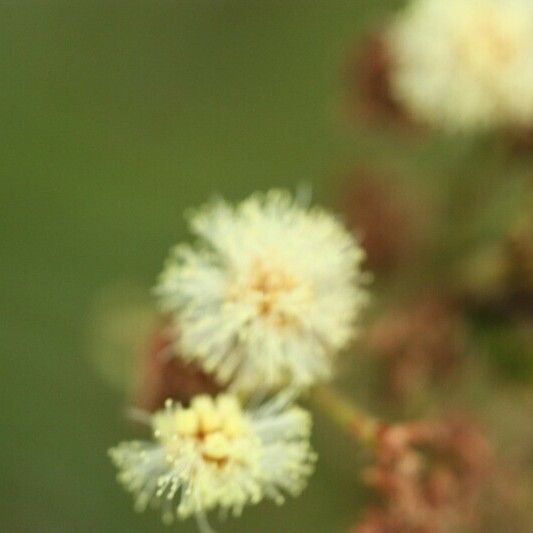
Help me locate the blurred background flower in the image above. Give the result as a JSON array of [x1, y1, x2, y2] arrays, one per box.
[[386, 0, 533, 132]]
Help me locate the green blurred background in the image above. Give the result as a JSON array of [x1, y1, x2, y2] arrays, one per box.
[[1, 2, 394, 531], [2, 1, 531, 532]]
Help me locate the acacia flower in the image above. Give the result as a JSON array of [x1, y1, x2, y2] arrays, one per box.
[[109, 393, 316, 530], [387, 0, 533, 131], [353, 418, 492, 533], [155, 190, 367, 392]]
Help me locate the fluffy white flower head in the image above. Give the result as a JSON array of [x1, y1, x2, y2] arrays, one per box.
[[109, 394, 316, 529], [387, 0, 533, 131], [156, 190, 367, 392]]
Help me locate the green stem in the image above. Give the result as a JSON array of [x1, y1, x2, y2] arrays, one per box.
[[311, 386, 380, 446]]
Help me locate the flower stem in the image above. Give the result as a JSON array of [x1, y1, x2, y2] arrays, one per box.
[[312, 386, 380, 446]]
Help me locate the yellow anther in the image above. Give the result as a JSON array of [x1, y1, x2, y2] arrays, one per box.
[[175, 410, 199, 437], [202, 433, 230, 460]]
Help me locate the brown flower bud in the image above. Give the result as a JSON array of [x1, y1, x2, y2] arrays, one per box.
[[134, 323, 222, 412]]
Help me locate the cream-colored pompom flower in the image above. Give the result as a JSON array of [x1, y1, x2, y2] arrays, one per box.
[[109, 393, 316, 530], [387, 0, 533, 131], [155, 190, 367, 393]]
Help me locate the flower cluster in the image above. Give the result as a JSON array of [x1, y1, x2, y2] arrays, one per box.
[[109, 190, 367, 530], [387, 0, 533, 131], [353, 418, 492, 533]]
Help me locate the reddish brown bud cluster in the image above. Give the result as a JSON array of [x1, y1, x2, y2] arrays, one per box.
[[135, 324, 221, 412], [367, 296, 465, 398], [353, 417, 492, 533]]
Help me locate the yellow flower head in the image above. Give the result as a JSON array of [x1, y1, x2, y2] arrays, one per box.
[[109, 394, 316, 529], [156, 190, 367, 392]]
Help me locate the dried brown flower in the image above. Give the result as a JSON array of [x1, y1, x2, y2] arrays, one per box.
[[352, 416, 492, 533]]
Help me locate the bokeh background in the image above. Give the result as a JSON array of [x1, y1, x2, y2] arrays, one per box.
[[2, 1, 531, 532]]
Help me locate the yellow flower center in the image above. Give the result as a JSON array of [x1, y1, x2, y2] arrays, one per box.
[[226, 257, 313, 329], [156, 395, 250, 466], [248, 259, 298, 318]]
